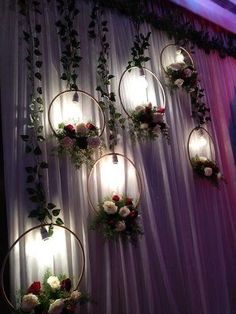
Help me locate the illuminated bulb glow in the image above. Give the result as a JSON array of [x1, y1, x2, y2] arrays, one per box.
[[176, 50, 185, 63], [190, 136, 207, 150], [136, 75, 148, 89]]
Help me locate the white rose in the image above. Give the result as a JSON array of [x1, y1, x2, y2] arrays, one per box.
[[70, 290, 82, 301], [140, 123, 149, 129], [103, 201, 118, 214], [47, 276, 60, 290], [199, 156, 207, 162], [174, 78, 184, 87], [76, 123, 88, 134], [87, 136, 101, 148], [135, 105, 145, 113], [48, 299, 64, 314], [21, 293, 39, 312], [119, 206, 130, 217], [168, 62, 182, 71], [115, 221, 126, 232], [217, 172, 222, 180], [204, 167, 213, 177]]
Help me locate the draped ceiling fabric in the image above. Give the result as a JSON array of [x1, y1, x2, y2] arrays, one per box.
[[1, 0, 236, 313]]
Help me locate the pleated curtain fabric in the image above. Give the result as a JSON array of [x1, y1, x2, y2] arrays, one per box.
[[1, 1, 236, 314]]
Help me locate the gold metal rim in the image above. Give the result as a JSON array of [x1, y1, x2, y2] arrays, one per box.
[[118, 66, 166, 118], [187, 126, 215, 165], [0, 223, 85, 312], [87, 152, 143, 213], [48, 89, 105, 137], [160, 44, 195, 74]]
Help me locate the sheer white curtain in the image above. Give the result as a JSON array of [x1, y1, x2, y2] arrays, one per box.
[[1, 0, 236, 313]]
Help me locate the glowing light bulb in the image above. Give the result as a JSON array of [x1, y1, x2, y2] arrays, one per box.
[[176, 50, 185, 63], [190, 136, 207, 150]]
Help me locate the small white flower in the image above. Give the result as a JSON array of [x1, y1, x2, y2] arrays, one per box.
[[47, 276, 60, 290], [140, 123, 149, 129], [70, 290, 82, 301], [48, 299, 64, 314], [87, 136, 101, 148], [199, 156, 207, 162], [204, 167, 213, 177], [103, 201, 118, 214], [76, 123, 88, 134], [119, 206, 130, 217], [217, 172, 222, 180], [21, 293, 39, 312], [135, 105, 145, 113], [115, 221, 126, 232], [174, 78, 184, 87]]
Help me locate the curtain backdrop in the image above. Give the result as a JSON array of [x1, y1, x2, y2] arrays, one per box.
[[1, 1, 236, 313]]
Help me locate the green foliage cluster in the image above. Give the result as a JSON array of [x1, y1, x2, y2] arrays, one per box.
[[55, 0, 81, 89]]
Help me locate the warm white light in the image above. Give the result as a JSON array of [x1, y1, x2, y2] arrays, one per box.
[[176, 50, 185, 63], [101, 156, 124, 194], [136, 74, 148, 89], [190, 136, 207, 150]]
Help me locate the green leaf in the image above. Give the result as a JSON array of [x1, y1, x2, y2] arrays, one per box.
[[37, 87, 42, 94], [37, 135, 45, 142], [25, 145, 32, 153], [26, 188, 36, 195], [47, 203, 56, 209], [35, 72, 42, 80], [52, 209, 60, 216], [29, 195, 39, 203], [34, 146, 42, 155], [37, 126, 43, 133], [25, 166, 34, 173], [40, 161, 48, 168], [21, 135, 29, 141], [28, 209, 39, 218], [36, 97, 43, 104], [35, 24, 41, 33], [56, 217, 64, 225], [26, 175, 34, 183], [35, 61, 42, 68]]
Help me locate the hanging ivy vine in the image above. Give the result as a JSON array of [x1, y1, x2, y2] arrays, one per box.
[[96, 0, 236, 59], [88, 1, 125, 150], [18, 0, 63, 230], [55, 0, 81, 90]]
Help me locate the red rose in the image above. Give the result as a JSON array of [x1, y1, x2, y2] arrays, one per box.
[[112, 195, 120, 202], [27, 281, 41, 295], [145, 106, 152, 113], [125, 198, 133, 206], [64, 124, 75, 132], [86, 122, 96, 130], [60, 278, 72, 292], [129, 210, 138, 219], [157, 107, 165, 114]]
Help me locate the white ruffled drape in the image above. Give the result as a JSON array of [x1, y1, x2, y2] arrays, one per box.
[[1, 1, 236, 313]]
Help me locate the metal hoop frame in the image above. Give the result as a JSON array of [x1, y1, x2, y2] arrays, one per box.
[[160, 44, 195, 74], [0, 223, 85, 312], [87, 152, 143, 213], [118, 66, 166, 118], [48, 89, 105, 137], [187, 126, 216, 165]]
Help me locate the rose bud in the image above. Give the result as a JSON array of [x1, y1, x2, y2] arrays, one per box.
[[112, 195, 120, 202], [145, 106, 152, 113], [125, 198, 133, 206], [64, 124, 75, 133], [60, 278, 72, 292], [129, 210, 138, 219], [27, 281, 41, 295], [157, 107, 165, 114], [86, 122, 96, 131]]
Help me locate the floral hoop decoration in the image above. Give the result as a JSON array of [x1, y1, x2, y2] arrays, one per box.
[[160, 44, 197, 92], [0, 224, 89, 313], [48, 90, 105, 169], [187, 126, 224, 187], [88, 153, 143, 242], [118, 66, 168, 141]]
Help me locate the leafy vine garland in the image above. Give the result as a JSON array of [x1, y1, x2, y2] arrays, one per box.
[[18, 0, 63, 229], [88, 2, 124, 150]]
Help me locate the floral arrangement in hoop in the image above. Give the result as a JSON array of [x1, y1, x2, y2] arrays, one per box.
[[191, 155, 224, 187], [129, 102, 169, 141], [166, 55, 198, 92], [54, 122, 102, 169], [91, 194, 143, 242], [17, 271, 89, 314]]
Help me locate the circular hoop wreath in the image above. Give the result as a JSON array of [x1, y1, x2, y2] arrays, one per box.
[[0, 223, 85, 312], [48, 89, 105, 137], [87, 152, 143, 213], [160, 44, 194, 74], [118, 66, 166, 117]]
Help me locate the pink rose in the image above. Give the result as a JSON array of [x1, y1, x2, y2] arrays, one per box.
[[60, 136, 74, 148], [87, 136, 101, 148]]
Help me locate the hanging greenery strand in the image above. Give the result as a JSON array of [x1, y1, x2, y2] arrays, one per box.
[[18, 0, 63, 230], [55, 0, 81, 90], [88, 1, 125, 150]]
